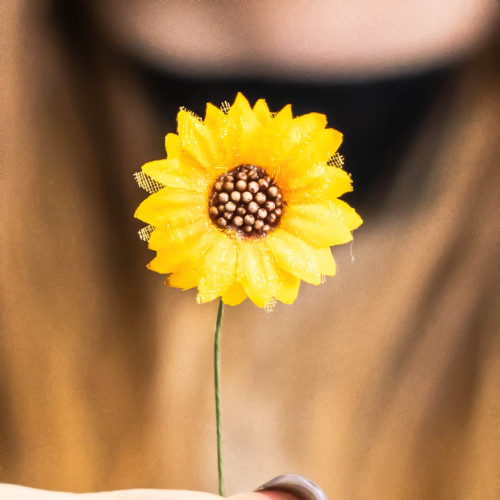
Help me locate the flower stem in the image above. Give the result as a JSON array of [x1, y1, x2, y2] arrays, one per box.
[[214, 298, 225, 496]]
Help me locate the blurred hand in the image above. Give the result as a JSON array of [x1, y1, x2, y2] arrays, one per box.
[[0, 484, 297, 500]]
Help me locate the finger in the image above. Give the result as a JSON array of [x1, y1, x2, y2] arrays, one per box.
[[253, 475, 326, 500], [229, 492, 297, 500]]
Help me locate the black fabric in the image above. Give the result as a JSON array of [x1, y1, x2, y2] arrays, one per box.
[[137, 64, 456, 208]]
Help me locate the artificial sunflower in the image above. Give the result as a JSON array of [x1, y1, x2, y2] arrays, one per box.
[[135, 93, 362, 308]]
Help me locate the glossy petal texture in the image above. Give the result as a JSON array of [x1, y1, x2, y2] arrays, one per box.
[[135, 93, 362, 307]]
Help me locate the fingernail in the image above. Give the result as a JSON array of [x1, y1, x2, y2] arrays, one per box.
[[255, 474, 327, 500]]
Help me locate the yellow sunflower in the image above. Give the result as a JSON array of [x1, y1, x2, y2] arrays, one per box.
[[134, 93, 362, 308]]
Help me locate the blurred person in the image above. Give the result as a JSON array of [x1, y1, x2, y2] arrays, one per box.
[[1, 1, 498, 499]]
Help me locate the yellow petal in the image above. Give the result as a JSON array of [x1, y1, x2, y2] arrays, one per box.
[[275, 269, 301, 305], [244, 105, 294, 174], [272, 112, 327, 165], [134, 188, 205, 226], [281, 113, 327, 152], [263, 105, 295, 157], [331, 199, 363, 231], [139, 204, 204, 228], [165, 132, 210, 172], [165, 133, 180, 159], [226, 93, 262, 165], [238, 240, 280, 308], [287, 128, 343, 176], [228, 93, 259, 128], [253, 99, 272, 125], [281, 202, 354, 247], [148, 229, 216, 274], [142, 159, 208, 192], [252, 108, 331, 184], [221, 281, 247, 306], [177, 110, 223, 172], [272, 104, 293, 123], [267, 229, 322, 285], [197, 234, 238, 303], [167, 268, 199, 290], [204, 103, 227, 133], [148, 217, 209, 250], [313, 246, 337, 276], [296, 112, 327, 130], [288, 166, 353, 203]]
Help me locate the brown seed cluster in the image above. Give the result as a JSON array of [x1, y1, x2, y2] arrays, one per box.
[[208, 164, 284, 238]]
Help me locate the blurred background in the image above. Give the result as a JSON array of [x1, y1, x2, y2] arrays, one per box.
[[1, 1, 498, 498]]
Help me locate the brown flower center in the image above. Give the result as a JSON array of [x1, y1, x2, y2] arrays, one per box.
[[208, 164, 284, 238]]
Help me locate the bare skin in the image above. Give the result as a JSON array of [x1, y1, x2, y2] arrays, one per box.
[[96, 0, 496, 79]]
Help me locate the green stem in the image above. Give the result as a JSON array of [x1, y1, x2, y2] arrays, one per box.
[[214, 298, 225, 496]]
